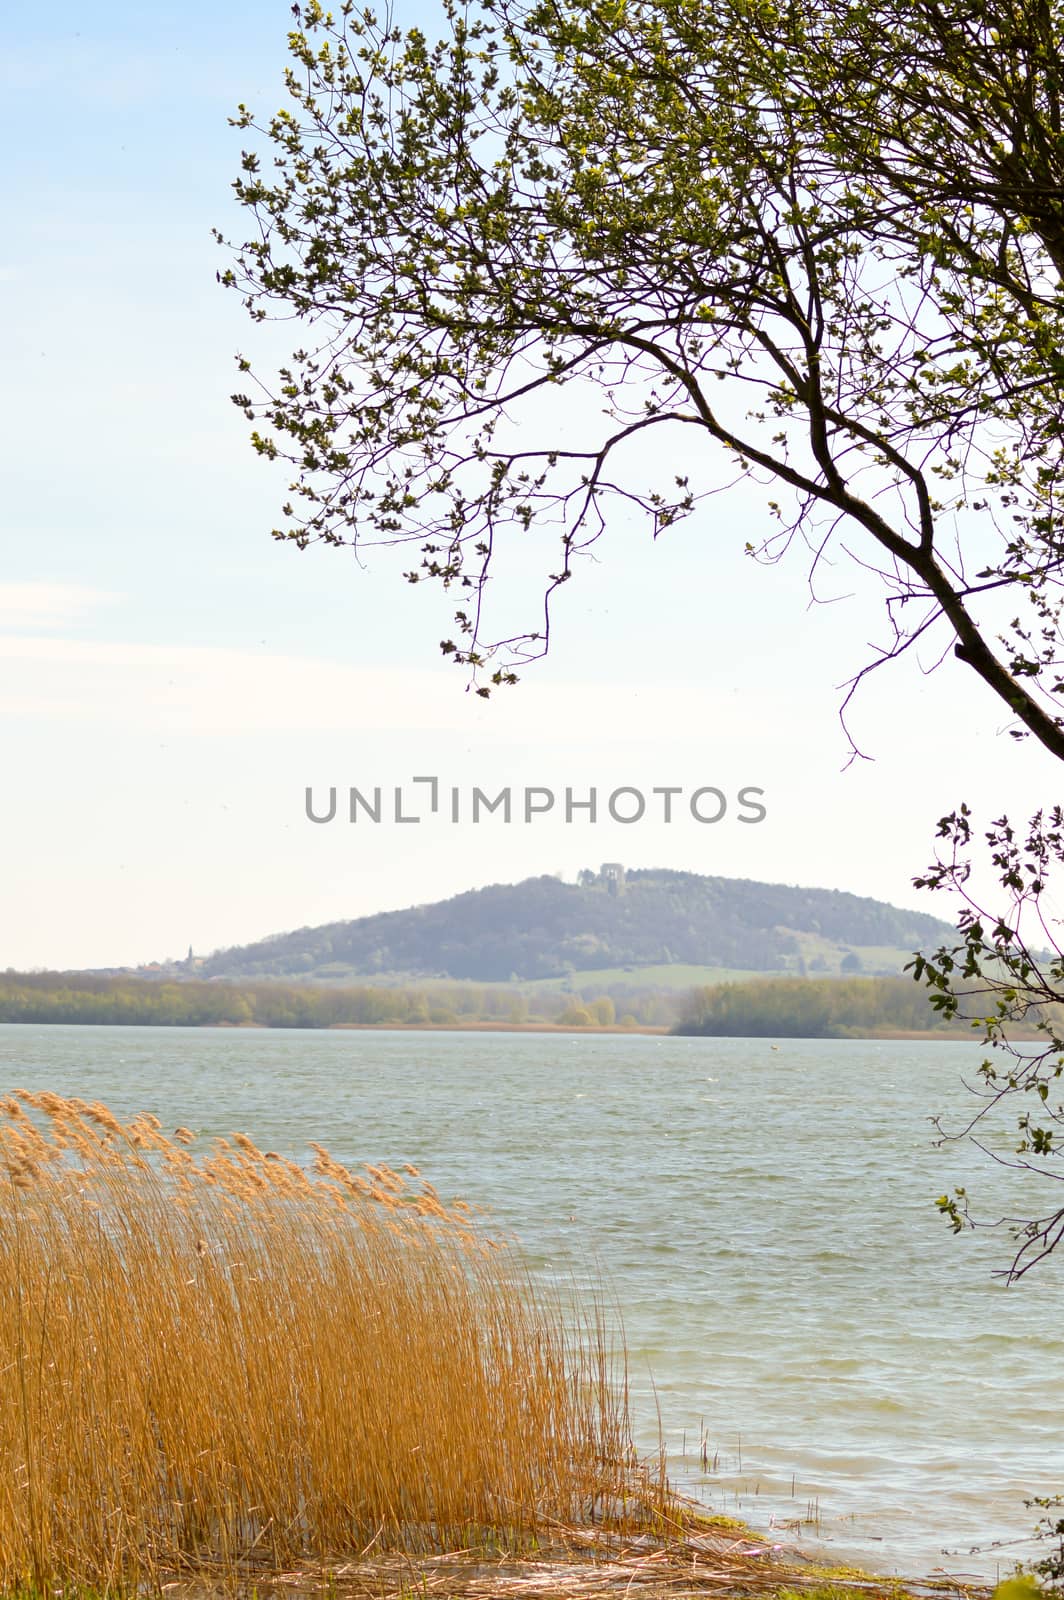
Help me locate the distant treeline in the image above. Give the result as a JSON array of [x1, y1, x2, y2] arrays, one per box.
[[0, 971, 1004, 1036], [0, 973, 675, 1029], [674, 975, 969, 1037]]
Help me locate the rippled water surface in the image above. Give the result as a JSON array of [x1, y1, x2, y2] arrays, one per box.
[[2, 1025, 1061, 1581]]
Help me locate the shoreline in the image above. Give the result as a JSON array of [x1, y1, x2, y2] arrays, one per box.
[[228, 1020, 985, 1038], [0, 1018, 1003, 1038], [324, 1019, 670, 1033]]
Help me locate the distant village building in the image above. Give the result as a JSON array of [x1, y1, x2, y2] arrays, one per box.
[[600, 862, 625, 896]]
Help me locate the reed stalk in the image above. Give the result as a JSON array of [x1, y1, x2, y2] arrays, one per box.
[[0, 1093, 660, 1591]]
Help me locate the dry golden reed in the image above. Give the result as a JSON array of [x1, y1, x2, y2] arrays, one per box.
[[0, 1093, 653, 1592]]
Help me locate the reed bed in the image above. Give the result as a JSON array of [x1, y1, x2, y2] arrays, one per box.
[[0, 1092, 661, 1593]]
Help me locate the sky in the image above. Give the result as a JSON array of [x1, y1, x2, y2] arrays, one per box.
[[2, 0, 1061, 970]]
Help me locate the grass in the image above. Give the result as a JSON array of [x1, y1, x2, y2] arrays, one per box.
[[0, 1094, 992, 1600], [270, 950, 924, 992], [0, 1566, 968, 1600], [0, 1092, 667, 1593], [536, 965, 771, 992], [236, 964, 769, 994]]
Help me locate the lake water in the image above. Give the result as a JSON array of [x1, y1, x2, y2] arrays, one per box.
[[1, 1024, 1061, 1583]]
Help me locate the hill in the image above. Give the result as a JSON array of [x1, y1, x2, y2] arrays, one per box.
[[191, 867, 955, 984]]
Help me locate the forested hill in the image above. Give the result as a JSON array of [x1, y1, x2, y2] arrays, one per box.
[[192, 869, 955, 984]]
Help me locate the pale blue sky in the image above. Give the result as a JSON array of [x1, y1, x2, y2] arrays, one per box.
[[2, 0, 1059, 969]]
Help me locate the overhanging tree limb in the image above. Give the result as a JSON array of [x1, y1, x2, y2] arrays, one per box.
[[220, 0, 1064, 753]]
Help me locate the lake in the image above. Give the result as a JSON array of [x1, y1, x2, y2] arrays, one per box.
[[1, 1024, 1060, 1583]]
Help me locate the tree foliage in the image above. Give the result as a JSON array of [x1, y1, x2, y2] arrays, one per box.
[[676, 973, 966, 1036], [196, 869, 947, 983], [222, 0, 1064, 747], [912, 806, 1064, 1283], [0, 972, 665, 1028]]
